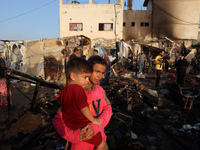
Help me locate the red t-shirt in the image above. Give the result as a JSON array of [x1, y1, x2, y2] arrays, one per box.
[[60, 84, 89, 130]]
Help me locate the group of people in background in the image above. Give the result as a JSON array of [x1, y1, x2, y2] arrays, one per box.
[[138, 50, 171, 76], [138, 49, 191, 89], [69, 47, 111, 80], [154, 50, 189, 88]]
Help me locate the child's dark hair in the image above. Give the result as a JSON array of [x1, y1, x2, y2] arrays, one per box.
[[88, 56, 107, 67], [66, 57, 93, 80]]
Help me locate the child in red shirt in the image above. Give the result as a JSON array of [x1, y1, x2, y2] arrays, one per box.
[[60, 57, 105, 149]]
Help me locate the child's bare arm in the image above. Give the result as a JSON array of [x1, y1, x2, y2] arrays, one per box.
[[80, 107, 102, 126], [92, 118, 102, 127], [80, 107, 95, 122]]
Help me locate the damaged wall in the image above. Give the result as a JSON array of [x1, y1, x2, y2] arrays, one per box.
[[151, 0, 200, 39], [123, 10, 152, 42], [59, 0, 124, 47], [3, 36, 91, 84]]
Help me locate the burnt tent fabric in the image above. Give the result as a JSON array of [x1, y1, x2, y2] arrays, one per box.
[[179, 42, 189, 57]]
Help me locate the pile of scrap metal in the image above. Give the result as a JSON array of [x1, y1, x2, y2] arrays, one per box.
[[141, 37, 199, 72], [163, 37, 199, 72], [106, 44, 159, 106], [1, 35, 91, 84], [166, 82, 200, 110], [1, 69, 63, 150], [101, 77, 159, 113], [4, 68, 62, 118]]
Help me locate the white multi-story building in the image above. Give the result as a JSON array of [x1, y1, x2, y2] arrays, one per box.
[[59, 0, 124, 48]]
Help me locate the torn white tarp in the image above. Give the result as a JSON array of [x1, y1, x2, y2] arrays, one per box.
[[133, 44, 141, 56], [118, 41, 132, 58]]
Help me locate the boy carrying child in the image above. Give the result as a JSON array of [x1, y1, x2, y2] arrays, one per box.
[[59, 57, 105, 150]]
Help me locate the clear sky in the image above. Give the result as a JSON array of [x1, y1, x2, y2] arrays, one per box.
[[0, 0, 146, 41]]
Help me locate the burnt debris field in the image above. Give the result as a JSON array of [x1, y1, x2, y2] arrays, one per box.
[[0, 72, 200, 150]]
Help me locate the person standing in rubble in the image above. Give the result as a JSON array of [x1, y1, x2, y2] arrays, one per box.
[[53, 56, 112, 150], [138, 50, 146, 75], [0, 53, 11, 113], [66, 48, 79, 84], [69, 47, 79, 60], [148, 51, 151, 62], [148, 55, 153, 74], [154, 50, 165, 89], [88, 49, 98, 60], [163, 52, 170, 73], [103, 49, 110, 78], [81, 55, 86, 60], [0, 53, 6, 77], [174, 54, 188, 87], [93, 49, 98, 56], [198, 57, 200, 73]]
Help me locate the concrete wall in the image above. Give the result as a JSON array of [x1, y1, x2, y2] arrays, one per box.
[[59, 0, 124, 47], [123, 10, 152, 42], [152, 0, 200, 40]]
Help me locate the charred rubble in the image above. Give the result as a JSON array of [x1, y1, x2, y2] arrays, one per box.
[[0, 65, 200, 150]]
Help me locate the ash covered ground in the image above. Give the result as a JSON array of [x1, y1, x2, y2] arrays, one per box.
[[0, 72, 200, 150]]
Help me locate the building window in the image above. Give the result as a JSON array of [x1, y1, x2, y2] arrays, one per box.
[[141, 22, 149, 27], [145, 22, 149, 26], [123, 22, 126, 26], [99, 23, 113, 31], [69, 23, 83, 31], [131, 22, 135, 27]]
